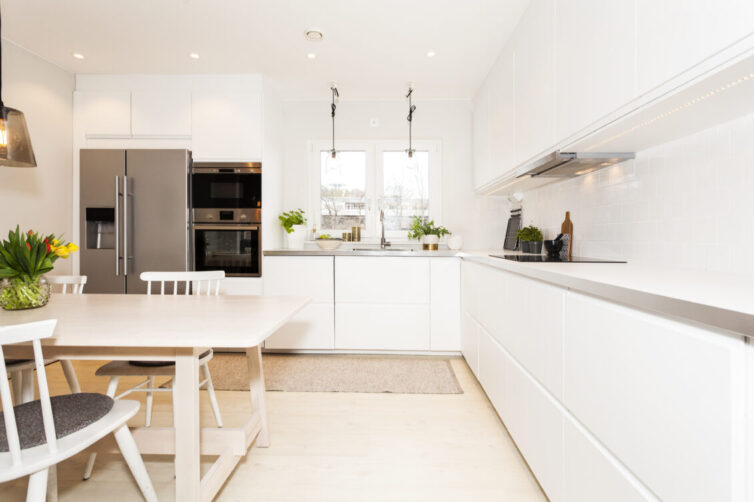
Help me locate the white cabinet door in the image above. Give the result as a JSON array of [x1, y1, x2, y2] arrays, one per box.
[[265, 303, 335, 350], [132, 91, 191, 137], [563, 415, 654, 502], [487, 47, 516, 181], [335, 257, 430, 304], [264, 256, 334, 302], [74, 91, 131, 137], [461, 261, 481, 321], [513, 0, 556, 164], [555, 0, 636, 141], [477, 328, 506, 420], [461, 312, 479, 377], [503, 344, 564, 502], [472, 79, 492, 189], [637, 0, 754, 95], [191, 91, 262, 161], [430, 258, 461, 351], [335, 303, 430, 351], [564, 292, 746, 502]]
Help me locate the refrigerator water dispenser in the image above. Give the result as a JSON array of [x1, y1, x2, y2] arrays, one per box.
[[85, 208, 115, 249]]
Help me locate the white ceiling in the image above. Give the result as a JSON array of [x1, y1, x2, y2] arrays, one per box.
[[2, 0, 529, 100]]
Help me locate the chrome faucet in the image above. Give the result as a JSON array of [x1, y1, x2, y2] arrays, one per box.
[[380, 209, 391, 248]]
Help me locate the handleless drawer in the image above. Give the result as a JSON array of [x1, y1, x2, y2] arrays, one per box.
[[263, 256, 334, 303], [335, 257, 430, 304]]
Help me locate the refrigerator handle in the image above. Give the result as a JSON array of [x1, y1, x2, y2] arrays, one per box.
[[115, 176, 120, 276], [123, 175, 128, 276]]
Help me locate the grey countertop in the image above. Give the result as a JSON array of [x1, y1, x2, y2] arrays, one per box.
[[264, 247, 461, 257]]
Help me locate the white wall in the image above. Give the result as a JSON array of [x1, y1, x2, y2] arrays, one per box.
[[0, 41, 74, 272], [521, 112, 754, 276], [281, 99, 507, 249]]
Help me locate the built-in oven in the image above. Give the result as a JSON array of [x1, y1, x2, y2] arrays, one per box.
[[193, 209, 261, 277], [192, 162, 261, 210]]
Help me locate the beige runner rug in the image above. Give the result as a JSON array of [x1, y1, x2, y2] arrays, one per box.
[[208, 353, 463, 394]]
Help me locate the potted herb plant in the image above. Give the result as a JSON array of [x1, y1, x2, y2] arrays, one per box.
[[279, 209, 307, 249], [517, 225, 543, 254], [408, 216, 451, 251], [0, 227, 79, 310]]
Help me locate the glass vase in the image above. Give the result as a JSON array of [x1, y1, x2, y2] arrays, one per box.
[[0, 276, 51, 310]]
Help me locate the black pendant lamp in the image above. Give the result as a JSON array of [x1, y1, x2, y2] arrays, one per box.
[[405, 84, 416, 159], [0, 5, 36, 167], [329, 84, 339, 159]]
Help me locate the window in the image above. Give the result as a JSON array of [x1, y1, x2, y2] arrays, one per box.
[[310, 141, 441, 240]]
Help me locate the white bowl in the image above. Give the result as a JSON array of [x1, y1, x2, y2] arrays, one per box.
[[316, 239, 342, 251]]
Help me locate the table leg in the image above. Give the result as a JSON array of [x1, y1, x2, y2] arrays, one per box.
[[174, 352, 201, 501], [246, 345, 269, 447]]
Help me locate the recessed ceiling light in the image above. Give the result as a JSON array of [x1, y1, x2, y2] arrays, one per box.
[[426, 51, 436, 58], [307, 53, 317, 59], [189, 52, 200, 59], [72, 53, 85, 60], [304, 29, 324, 42]]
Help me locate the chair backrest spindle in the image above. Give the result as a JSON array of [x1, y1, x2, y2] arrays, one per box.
[[48, 275, 87, 296], [139, 271, 224, 297]]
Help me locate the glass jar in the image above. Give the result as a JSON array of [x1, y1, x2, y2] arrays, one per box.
[[0, 276, 51, 310]]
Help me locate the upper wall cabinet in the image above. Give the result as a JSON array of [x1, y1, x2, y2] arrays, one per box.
[[74, 91, 131, 137], [555, 0, 637, 142], [131, 91, 191, 137], [513, 0, 556, 166], [191, 91, 263, 161], [636, 0, 754, 95]]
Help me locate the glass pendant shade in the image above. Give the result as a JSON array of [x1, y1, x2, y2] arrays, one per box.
[[0, 106, 36, 167]]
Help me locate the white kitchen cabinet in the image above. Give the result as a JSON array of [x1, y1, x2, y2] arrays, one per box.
[[335, 257, 430, 304], [513, 0, 556, 165], [131, 91, 191, 137], [564, 292, 747, 502], [335, 303, 430, 351], [471, 77, 492, 189], [74, 91, 131, 137], [555, 0, 636, 141], [477, 327, 506, 420], [563, 415, 654, 502], [430, 258, 461, 351], [747, 340, 754, 502], [191, 91, 263, 161], [461, 260, 481, 322], [263, 256, 334, 350], [636, 0, 754, 95], [461, 312, 479, 376]]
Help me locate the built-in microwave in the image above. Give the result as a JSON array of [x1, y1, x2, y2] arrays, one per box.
[[192, 162, 261, 210]]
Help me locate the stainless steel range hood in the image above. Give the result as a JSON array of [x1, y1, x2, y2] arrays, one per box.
[[519, 151, 635, 178]]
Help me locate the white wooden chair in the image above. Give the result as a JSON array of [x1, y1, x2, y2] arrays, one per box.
[[0, 319, 158, 502], [83, 270, 224, 481], [5, 275, 87, 405]]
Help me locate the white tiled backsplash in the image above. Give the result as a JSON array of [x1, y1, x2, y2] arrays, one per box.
[[521, 112, 754, 276]]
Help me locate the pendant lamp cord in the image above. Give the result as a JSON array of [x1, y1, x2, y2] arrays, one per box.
[[0, 3, 4, 108], [330, 86, 338, 156], [406, 87, 416, 156]]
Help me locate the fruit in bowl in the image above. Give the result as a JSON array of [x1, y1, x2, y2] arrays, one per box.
[[315, 234, 342, 251]]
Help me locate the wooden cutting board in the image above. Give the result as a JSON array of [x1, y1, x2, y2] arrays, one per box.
[[561, 211, 573, 257]]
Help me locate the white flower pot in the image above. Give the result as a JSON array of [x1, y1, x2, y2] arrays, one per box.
[[421, 234, 439, 251], [285, 225, 307, 249], [447, 235, 463, 250]]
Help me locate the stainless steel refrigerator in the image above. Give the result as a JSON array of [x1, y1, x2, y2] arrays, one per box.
[[79, 149, 191, 294]]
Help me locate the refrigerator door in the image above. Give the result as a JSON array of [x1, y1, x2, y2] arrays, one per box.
[[80, 149, 126, 294], [124, 149, 190, 294]]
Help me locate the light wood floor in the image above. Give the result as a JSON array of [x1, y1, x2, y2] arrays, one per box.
[[2, 356, 547, 501]]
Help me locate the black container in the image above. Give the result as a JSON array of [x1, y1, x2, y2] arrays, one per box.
[[521, 241, 543, 254], [544, 239, 564, 257]]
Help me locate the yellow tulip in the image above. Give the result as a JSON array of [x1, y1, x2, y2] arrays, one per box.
[[54, 247, 69, 258], [52, 238, 60, 246], [66, 243, 79, 253]]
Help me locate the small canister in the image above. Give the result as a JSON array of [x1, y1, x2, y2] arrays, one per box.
[[351, 226, 361, 242], [342, 232, 352, 241]]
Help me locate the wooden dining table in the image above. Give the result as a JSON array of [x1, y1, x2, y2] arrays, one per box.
[[0, 293, 310, 502]]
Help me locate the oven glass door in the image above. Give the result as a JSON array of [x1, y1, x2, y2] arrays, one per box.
[[192, 172, 261, 209], [194, 225, 260, 276]]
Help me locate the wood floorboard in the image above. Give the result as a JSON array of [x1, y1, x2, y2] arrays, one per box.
[[1, 357, 547, 501]]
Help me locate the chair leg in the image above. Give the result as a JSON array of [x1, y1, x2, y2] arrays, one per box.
[[59, 360, 81, 394], [26, 468, 48, 502], [10, 370, 22, 405], [201, 363, 223, 428], [83, 377, 120, 481], [113, 424, 159, 502], [145, 376, 155, 427], [21, 368, 35, 403], [46, 465, 58, 502]]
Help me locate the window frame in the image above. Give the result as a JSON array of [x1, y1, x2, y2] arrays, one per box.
[[308, 140, 442, 241]]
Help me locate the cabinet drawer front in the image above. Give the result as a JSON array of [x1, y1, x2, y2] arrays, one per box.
[[335, 304, 430, 351], [564, 292, 746, 502], [478, 328, 505, 419], [264, 303, 334, 350], [564, 416, 656, 502], [430, 258, 461, 351], [335, 257, 430, 304], [461, 312, 479, 376], [264, 256, 334, 303]]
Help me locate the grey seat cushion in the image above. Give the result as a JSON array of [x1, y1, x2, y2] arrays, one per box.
[[4, 359, 31, 367], [127, 349, 212, 368], [0, 393, 114, 451]]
